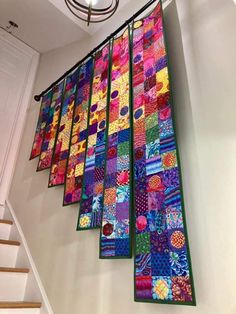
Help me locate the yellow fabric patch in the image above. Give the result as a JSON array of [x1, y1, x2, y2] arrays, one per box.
[[79, 215, 91, 228], [88, 134, 97, 146], [108, 121, 118, 135], [70, 144, 77, 155], [134, 20, 142, 29], [156, 68, 169, 94], [75, 163, 84, 177], [153, 279, 169, 300], [78, 140, 86, 153], [118, 117, 129, 131]]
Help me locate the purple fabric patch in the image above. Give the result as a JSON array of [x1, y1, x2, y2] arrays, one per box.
[[106, 158, 117, 174], [116, 202, 129, 220]]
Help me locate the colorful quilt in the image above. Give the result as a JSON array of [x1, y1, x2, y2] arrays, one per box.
[[37, 81, 64, 171], [30, 2, 195, 305], [100, 30, 132, 258], [132, 4, 195, 305], [64, 59, 93, 205], [30, 90, 52, 159], [48, 69, 80, 187], [77, 44, 110, 230]]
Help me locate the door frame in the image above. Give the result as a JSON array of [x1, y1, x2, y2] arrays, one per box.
[[0, 28, 39, 204]]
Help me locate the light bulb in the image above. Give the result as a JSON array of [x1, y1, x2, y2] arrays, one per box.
[[85, 0, 99, 5]]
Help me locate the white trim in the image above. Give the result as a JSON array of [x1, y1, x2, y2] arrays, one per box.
[[0, 29, 40, 204], [0, 28, 37, 56], [5, 200, 54, 314]]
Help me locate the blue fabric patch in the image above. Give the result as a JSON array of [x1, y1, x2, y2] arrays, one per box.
[[151, 253, 171, 276], [79, 129, 87, 141], [136, 253, 151, 276], [101, 239, 115, 257], [118, 129, 130, 143], [115, 238, 130, 256], [95, 153, 104, 167], [97, 130, 105, 145], [160, 135, 176, 154]]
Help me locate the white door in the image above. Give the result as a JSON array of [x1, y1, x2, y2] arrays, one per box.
[[0, 29, 39, 204]]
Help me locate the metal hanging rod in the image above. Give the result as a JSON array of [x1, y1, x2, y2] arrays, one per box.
[[34, 0, 158, 102]]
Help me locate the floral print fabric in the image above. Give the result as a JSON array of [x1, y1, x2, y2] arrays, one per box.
[[100, 30, 132, 258], [37, 81, 64, 170], [49, 69, 79, 187], [30, 90, 52, 159], [133, 3, 195, 304], [64, 59, 93, 205], [77, 44, 110, 229]]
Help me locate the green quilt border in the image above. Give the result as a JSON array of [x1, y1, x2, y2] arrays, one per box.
[[36, 81, 64, 172], [35, 88, 53, 166], [161, 1, 196, 306], [47, 77, 66, 188], [132, 1, 196, 306], [63, 64, 83, 206], [48, 68, 79, 188], [77, 43, 111, 230], [98, 37, 113, 251], [99, 27, 134, 259], [29, 89, 53, 160], [76, 56, 95, 230], [64, 58, 94, 207]]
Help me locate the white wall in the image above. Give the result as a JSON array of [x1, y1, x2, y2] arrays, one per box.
[[9, 0, 236, 314]]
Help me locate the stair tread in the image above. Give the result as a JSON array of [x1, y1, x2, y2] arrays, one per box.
[[0, 302, 41, 308], [0, 267, 29, 273], [0, 239, 20, 246], [0, 219, 13, 225]]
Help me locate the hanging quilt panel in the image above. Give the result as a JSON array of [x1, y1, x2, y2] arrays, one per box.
[[100, 30, 132, 258], [37, 81, 64, 171], [48, 68, 80, 187], [77, 43, 110, 230], [132, 3, 195, 305], [30, 90, 52, 159], [64, 58, 93, 205]]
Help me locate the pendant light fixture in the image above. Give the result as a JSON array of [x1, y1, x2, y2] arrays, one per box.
[[64, 0, 119, 26]]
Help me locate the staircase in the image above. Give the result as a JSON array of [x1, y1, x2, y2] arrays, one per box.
[[0, 206, 42, 313]]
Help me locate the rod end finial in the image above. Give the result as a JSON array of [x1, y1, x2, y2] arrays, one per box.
[[34, 95, 41, 102]]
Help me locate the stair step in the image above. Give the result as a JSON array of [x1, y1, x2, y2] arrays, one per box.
[[0, 222, 12, 240], [0, 239, 20, 246], [0, 219, 13, 225], [0, 240, 20, 267], [0, 267, 29, 273], [0, 207, 42, 314], [0, 271, 28, 301], [0, 308, 41, 314], [0, 302, 41, 313], [0, 302, 41, 309]]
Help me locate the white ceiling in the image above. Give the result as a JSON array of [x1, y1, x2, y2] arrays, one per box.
[[0, 0, 88, 53], [0, 0, 131, 53]]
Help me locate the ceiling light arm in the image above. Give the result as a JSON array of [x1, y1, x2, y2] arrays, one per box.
[[87, 1, 92, 26], [64, 0, 119, 22]]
